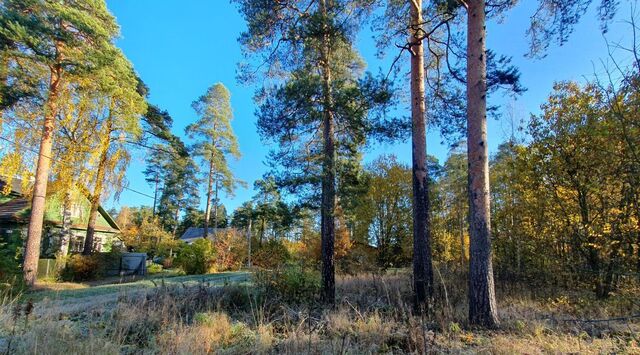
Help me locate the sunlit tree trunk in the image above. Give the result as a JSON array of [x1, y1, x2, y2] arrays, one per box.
[[204, 154, 214, 239], [459, 203, 465, 267], [466, 0, 499, 327], [409, 0, 434, 308], [247, 218, 252, 268], [23, 62, 62, 286], [213, 178, 219, 231], [319, 0, 336, 304]]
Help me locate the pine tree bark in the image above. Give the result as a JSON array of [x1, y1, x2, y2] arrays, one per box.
[[247, 218, 252, 268], [213, 179, 219, 231], [319, 0, 336, 304], [0, 51, 8, 124], [466, 0, 499, 327], [409, 0, 434, 308], [23, 64, 61, 286], [83, 117, 113, 255], [204, 154, 214, 239], [152, 174, 159, 215]]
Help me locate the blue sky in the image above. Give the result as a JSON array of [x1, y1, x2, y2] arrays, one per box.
[[104, 0, 633, 213]]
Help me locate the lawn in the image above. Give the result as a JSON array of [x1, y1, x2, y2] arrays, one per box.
[[29, 271, 250, 302], [14, 271, 251, 320]]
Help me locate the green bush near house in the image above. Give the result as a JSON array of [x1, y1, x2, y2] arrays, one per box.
[[0, 231, 24, 294], [174, 239, 217, 275]]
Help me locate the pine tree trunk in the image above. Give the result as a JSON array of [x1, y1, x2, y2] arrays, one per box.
[[152, 174, 159, 215], [460, 205, 466, 267], [83, 118, 112, 255], [204, 155, 214, 239], [409, 0, 434, 308], [23, 65, 61, 286], [247, 218, 252, 268], [213, 179, 219, 232], [172, 204, 180, 238], [0, 51, 7, 124], [319, 0, 336, 304], [466, 0, 499, 327]]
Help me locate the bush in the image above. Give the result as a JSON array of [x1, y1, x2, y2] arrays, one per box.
[[174, 239, 217, 275], [60, 252, 122, 281], [147, 263, 163, 274], [161, 256, 174, 269], [254, 262, 320, 303], [252, 240, 290, 269], [0, 231, 24, 293]]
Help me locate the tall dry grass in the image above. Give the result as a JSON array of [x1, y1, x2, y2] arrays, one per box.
[[0, 267, 638, 354]]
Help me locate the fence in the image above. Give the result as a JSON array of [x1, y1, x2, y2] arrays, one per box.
[[37, 252, 148, 279]]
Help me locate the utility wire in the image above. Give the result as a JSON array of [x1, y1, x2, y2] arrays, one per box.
[[0, 135, 155, 199]]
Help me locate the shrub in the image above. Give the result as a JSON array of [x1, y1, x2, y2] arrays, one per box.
[[59, 252, 122, 281], [213, 229, 247, 271], [174, 239, 217, 275], [254, 262, 320, 303], [252, 240, 290, 269], [161, 256, 173, 269], [0, 231, 24, 293], [147, 263, 163, 274]]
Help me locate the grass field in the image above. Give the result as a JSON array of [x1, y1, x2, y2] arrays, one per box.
[[1, 269, 638, 354], [29, 271, 250, 301]]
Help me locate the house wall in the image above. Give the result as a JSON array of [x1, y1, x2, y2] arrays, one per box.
[[44, 192, 114, 230], [43, 227, 121, 257]]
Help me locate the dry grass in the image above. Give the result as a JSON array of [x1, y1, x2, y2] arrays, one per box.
[[1, 268, 638, 354]]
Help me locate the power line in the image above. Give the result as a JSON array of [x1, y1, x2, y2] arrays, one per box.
[[0, 135, 155, 200]]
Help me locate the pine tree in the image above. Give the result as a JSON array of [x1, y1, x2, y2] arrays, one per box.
[[0, 0, 121, 285], [185, 83, 241, 239], [234, 0, 393, 304]]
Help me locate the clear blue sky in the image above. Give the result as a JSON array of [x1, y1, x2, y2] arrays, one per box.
[[104, 0, 633, 213]]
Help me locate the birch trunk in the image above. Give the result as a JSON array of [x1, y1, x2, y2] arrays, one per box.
[[59, 190, 72, 257], [83, 116, 113, 255]]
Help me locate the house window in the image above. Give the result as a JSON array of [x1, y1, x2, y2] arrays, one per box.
[[70, 235, 84, 253], [61, 204, 82, 219], [70, 204, 82, 218]]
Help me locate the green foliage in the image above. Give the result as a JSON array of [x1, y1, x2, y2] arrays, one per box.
[[174, 239, 217, 275], [147, 263, 163, 274], [117, 207, 179, 259], [186, 82, 242, 199], [0, 231, 22, 284], [252, 240, 291, 270], [254, 262, 321, 303]]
